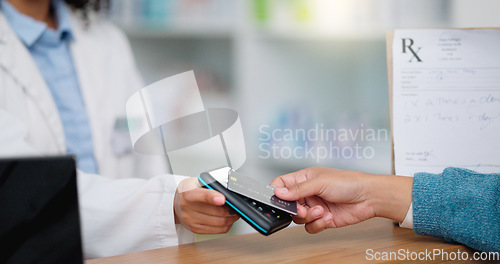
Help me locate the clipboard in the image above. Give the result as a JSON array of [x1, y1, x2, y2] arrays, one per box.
[[385, 30, 395, 175], [386, 28, 500, 176]]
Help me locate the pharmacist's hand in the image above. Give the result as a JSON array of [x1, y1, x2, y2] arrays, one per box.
[[270, 167, 412, 234], [174, 177, 239, 234]]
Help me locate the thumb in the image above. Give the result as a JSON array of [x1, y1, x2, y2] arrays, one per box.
[[185, 188, 226, 206], [274, 178, 326, 201], [205, 189, 226, 206]]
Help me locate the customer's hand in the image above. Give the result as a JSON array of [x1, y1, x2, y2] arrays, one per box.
[[174, 177, 239, 234], [270, 167, 412, 234]]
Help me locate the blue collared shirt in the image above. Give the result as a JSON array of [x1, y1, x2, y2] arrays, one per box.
[[2, 0, 99, 174]]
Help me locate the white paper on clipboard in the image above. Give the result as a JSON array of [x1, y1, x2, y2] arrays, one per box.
[[392, 29, 500, 176]]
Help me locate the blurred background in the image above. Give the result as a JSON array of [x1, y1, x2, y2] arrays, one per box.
[[108, 0, 500, 236]]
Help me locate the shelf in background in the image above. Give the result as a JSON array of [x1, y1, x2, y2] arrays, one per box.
[[116, 23, 236, 39], [253, 28, 387, 41], [119, 25, 389, 41]]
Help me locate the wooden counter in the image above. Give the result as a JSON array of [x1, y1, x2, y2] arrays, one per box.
[[87, 218, 483, 263]]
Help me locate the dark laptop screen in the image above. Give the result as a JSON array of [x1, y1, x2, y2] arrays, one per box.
[[0, 156, 83, 264]]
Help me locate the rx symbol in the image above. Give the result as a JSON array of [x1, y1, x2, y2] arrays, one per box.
[[402, 38, 422, 62]]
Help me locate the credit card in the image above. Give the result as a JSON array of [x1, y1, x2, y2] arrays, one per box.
[[227, 170, 297, 215]]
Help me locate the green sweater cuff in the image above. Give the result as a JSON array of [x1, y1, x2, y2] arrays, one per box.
[[412, 167, 500, 252], [413, 170, 446, 239]]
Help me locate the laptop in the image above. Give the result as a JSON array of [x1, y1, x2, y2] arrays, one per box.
[[0, 156, 83, 264]]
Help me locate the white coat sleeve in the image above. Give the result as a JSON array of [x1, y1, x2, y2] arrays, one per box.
[[0, 109, 195, 259], [77, 171, 195, 259]]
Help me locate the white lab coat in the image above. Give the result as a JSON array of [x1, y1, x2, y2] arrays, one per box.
[[0, 10, 194, 258]]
